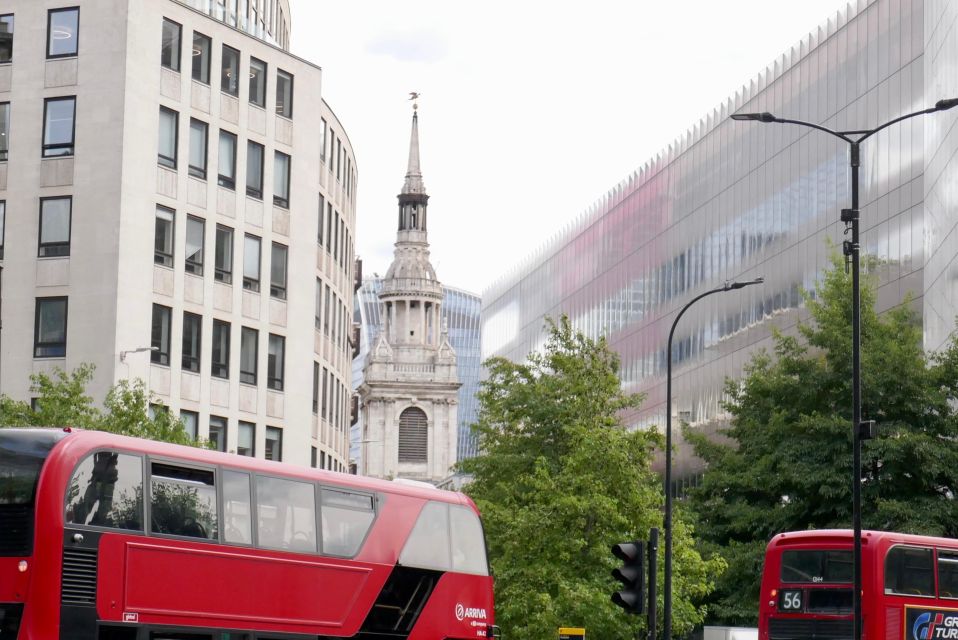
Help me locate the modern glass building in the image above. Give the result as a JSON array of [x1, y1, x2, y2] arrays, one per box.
[[483, 0, 957, 478], [352, 277, 482, 468]]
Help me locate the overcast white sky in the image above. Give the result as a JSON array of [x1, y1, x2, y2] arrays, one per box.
[[289, 0, 851, 296]]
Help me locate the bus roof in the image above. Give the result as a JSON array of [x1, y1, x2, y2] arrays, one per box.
[[767, 529, 958, 549], [29, 427, 474, 507]]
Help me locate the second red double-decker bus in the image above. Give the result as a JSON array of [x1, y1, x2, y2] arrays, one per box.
[[0, 428, 496, 640], [759, 529, 958, 640]]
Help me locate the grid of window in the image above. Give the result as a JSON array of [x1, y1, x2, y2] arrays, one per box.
[[47, 8, 79, 59], [34, 297, 68, 358], [151, 304, 171, 365], [38, 197, 71, 258], [43, 97, 75, 158]]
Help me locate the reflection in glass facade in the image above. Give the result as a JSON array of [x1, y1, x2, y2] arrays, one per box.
[[175, 0, 291, 50], [352, 278, 482, 467], [483, 0, 954, 477]]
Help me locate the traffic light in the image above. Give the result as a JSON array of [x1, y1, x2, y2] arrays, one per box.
[[611, 540, 645, 615]]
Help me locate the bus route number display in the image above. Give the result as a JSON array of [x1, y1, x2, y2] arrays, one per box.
[[907, 607, 958, 640]]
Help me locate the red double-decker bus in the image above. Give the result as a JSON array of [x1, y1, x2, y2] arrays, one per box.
[[759, 529, 958, 640], [0, 428, 496, 640]]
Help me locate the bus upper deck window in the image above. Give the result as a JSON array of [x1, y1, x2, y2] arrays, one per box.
[[66, 452, 143, 531], [885, 546, 934, 596]]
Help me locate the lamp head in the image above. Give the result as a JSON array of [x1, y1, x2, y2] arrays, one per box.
[[725, 277, 764, 290], [935, 98, 958, 111], [730, 112, 778, 123]]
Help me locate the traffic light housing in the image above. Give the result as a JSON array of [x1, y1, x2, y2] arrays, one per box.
[[611, 540, 645, 614]]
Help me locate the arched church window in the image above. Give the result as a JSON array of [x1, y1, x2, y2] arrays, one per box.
[[398, 407, 428, 463]]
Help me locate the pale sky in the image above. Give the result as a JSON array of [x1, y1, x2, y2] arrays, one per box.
[[289, 0, 852, 296]]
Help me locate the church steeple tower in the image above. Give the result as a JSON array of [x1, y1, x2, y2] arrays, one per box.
[[359, 101, 460, 485]]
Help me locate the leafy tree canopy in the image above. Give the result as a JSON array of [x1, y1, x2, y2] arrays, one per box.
[[462, 316, 724, 639], [686, 255, 958, 624], [0, 363, 199, 446]]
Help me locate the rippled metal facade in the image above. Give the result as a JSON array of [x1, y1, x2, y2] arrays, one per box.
[[352, 278, 483, 466], [483, 0, 956, 476]]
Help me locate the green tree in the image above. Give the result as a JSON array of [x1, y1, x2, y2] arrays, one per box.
[[461, 316, 723, 639], [686, 255, 958, 625], [0, 364, 199, 446]]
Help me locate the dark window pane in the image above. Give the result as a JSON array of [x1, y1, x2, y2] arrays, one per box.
[[151, 304, 171, 365], [218, 130, 236, 188], [270, 243, 287, 299], [240, 327, 257, 384], [208, 416, 227, 452], [246, 141, 263, 198], [273, 152, 289, 207], [43, 97, 75, 157], [275, 69, 293, 117], [264, 426, 282, 461], [188, 119, 207, 179], [214, 225, 233, 283], [181, 312, 201, 373], [0, 15, 13, 63], [267, 334, 284, 391], [154, 206, 174, 266], [211, 319, 230, 378], [150, 463, 216, 540], [885, 546, 934, 596], [34, 297, 67, 357], [65, 452, 143, 530], [0, 102, 9, 162]]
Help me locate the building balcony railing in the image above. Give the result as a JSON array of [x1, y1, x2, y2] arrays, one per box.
[[380, 278, 443, 298]]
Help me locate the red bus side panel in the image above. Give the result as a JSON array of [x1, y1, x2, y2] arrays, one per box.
[[408, 572, 496, 640], [98, 535, 387, 634]]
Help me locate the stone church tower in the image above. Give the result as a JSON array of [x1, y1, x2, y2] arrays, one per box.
[[358, 105, 460, 483]]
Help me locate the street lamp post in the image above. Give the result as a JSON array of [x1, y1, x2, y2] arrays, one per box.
[[663, 277, 763, 640], [729, 99, 958, 640]]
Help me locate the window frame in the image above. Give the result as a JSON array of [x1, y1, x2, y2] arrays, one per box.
[[270, 242, 287, 300], [184, 214, 205, 276], [0, 14, 13, 64], [240, 326, 258, 385], [217, 129, 237, 189], [191, 31, 211, 84], [264, 426, 282, 461], [0, 101, 9, 162], [246, 140, 264, 199], [34, 296, 68, 358], [220, 44, 240, 97], [0, 200, 6, 260], [273, 151, 290, 208], [154, 205, 174, 267], [159, 17, 181, 72], [157, 106, 178, 169], [188, 118, 208, 179], [275, 69, 293, 118], [151, 303, 172, 366], [42, 96, 76, 158], [181, 311, 202, 373], [243, 233, 261, 292], [249, 57, 267, 108], [208, 416, 227, 452], [214, 223, 233, 283], [38, 196, 72, 258], [237, 420, 255, 456], [46, 7, 80, 60], [211, 318, 230, 379], [267, 333, 285, 391]]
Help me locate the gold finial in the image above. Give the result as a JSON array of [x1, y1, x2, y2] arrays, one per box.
[[409, 91, 420, 110]]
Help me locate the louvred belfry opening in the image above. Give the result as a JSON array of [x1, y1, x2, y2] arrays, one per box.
[[398, 407, 428, 463]]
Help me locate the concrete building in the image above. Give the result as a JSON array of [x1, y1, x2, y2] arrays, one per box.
[[352, 277, 483, 471], [483, 0, 958, 483], [0, 0, 358, 469], [358, 107, 460, 483]]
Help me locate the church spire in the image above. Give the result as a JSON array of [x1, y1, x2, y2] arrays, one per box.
[[403, 106, 425, 196], [397, 99, 429, 233]]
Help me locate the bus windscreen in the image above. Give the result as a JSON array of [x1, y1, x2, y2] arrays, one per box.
[[781, 550, 853, 583], [0, 429, 65, 505]]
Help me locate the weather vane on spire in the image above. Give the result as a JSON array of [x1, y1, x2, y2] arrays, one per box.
[[409, 91, 420, 110]]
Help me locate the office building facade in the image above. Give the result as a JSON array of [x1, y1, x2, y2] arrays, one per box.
[[483, 0, 955, 477], [0, 0, 358, 469]]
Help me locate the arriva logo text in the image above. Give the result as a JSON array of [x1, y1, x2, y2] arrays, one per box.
[[455, 603, 488, 621]]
